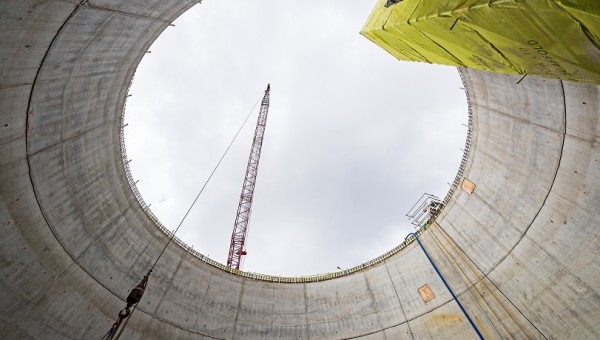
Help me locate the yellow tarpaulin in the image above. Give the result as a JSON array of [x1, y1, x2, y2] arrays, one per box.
[[361, 0, 600, 83]]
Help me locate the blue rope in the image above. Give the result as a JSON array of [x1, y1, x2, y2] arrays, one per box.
[[406, 232, 484, 339]]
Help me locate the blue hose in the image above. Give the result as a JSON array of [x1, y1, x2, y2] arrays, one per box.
[[406, 232, 484, 340]]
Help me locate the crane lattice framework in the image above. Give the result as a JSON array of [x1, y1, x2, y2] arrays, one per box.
[[227, 84, 271, 270]]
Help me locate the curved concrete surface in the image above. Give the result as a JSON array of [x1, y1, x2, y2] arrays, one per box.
[[1, 1, 599, 339]]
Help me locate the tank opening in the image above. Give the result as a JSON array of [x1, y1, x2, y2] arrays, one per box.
[[123, 1, 468, 277]]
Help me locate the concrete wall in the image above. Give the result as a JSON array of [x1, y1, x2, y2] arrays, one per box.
[[1, 1, 598, 339]]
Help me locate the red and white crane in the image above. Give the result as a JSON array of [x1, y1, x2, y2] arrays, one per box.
[[226, 84, 271, 270]]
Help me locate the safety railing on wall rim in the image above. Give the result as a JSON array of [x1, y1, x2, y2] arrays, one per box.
[[118, 67, 473, 283]]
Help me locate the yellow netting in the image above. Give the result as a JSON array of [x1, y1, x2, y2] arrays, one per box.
[[361, 0, 600, 83]]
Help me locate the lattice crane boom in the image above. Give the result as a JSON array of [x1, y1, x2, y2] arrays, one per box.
[[227, 84, 271, 270]]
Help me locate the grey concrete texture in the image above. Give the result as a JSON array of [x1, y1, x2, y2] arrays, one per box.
[[1, 1, 599, 339]]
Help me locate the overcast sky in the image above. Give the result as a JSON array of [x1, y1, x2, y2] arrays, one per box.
[[125, 0, 467, 276]]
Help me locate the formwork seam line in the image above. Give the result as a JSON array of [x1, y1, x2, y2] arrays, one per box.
[[383, 260, 414, 339], [338, 296, 475, 340]]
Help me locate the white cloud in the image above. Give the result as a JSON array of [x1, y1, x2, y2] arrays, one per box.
[[125, 1, 468, 276]]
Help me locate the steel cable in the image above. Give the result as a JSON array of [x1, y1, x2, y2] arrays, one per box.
[[103, 90, 262, 339]]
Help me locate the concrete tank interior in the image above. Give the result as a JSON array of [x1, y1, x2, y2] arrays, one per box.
[[1, 1, 599, 339]]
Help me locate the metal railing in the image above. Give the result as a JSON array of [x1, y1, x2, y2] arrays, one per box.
[[406, 193, 443, 227], [118, 68, 473, 284]]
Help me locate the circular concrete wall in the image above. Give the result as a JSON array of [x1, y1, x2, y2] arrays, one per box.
[[1, 1, 599, 339]]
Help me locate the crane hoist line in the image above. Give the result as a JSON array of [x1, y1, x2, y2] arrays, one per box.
[[101, 86, 268, 339], [227, 84, 271, 270]]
